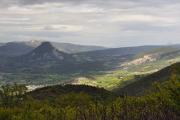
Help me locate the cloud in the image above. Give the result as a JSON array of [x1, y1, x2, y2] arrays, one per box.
[[1, 0, 179, 8], [24, 24, 83, 32], [0, 0, 179, 47]]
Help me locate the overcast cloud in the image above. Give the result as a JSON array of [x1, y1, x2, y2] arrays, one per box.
[[0, 0, 179, 47]]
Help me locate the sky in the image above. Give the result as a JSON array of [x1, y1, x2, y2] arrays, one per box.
[[0, 0, 180, 47]]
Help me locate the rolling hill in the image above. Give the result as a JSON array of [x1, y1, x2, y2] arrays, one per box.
[[28, 84, 115, 100], [116, 62, 180, 96]]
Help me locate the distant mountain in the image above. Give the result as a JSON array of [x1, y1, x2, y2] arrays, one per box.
[[0, 42, 74, 73], [21, 42, 75, 64], [52, 42, 106, 53], [1, 41, 180, 86], [1, 42, 180, 73], [76, 45, 162, 61], [0, 43, 5, 46], [0, 42, 35, 56], [116, 62, 180, 96], [21, 40, 106, 54], [75, 45, 164, 70], [118, 44, 180, 73], [0, 42, 105, 74], [136, 45, 180, 60], [0, 40, 106, 57]]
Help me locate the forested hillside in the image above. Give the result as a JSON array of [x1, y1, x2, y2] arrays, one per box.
[[0, 75, 179, 120]]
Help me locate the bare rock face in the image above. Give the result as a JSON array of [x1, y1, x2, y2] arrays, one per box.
[[122, 54, 157, 66]]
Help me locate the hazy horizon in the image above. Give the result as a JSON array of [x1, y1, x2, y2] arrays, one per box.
[[1, 39, 180, 48], [0, 0, 180, 47]]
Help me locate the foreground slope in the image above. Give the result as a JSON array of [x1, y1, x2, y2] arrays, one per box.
[[0, 78, 179, 120], [116, 62, 180, 95]]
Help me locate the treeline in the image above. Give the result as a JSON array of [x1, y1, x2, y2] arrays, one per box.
[[0, 78, 180, 120]]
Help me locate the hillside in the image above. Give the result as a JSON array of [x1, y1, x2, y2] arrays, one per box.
[[28, 84, 115, 100], [71, 45, 180, 90], [116, 62, 180, 96], [0, 78, 179, 120]]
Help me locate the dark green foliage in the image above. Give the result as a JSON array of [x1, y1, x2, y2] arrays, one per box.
[[0, 83, 27, 107], [28, 84, 115, 101], [0, 78, 179, 120]]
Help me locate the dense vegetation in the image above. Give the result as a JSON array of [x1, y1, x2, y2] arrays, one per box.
[[0, 76, 179, 120], [117, 62, 180, 95]]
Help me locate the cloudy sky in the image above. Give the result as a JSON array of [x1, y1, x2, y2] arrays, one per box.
[[0, 0, 180, 47]]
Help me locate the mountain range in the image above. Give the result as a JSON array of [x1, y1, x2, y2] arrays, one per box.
[[0, 40, 180, 92], [0, 42, 108, 74], [0, 40, 106, 57], [0, 41, 167, 74]]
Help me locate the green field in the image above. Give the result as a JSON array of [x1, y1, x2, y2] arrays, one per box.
[[1, 56, 180, 91], [0, 73, 75, 85], [72, 57, 180, 90]]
